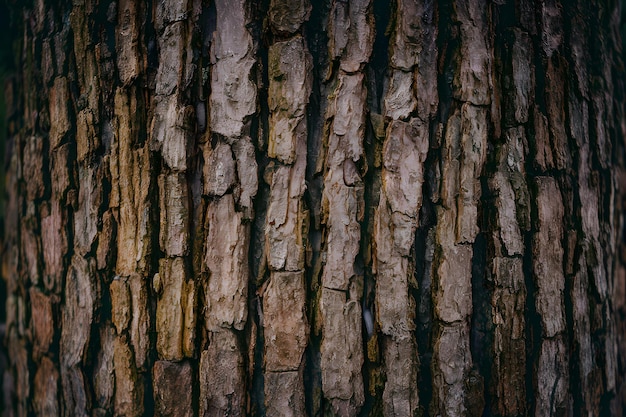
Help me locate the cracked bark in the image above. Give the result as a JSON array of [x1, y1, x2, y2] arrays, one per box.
[[1, 1, 626, 417]]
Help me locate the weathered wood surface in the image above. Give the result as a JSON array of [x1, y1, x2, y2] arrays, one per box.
[[1, 0, 625, 417]]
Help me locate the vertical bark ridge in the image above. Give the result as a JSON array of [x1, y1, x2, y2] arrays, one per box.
[[4, 3, 70, 415], [111, 87, 151, 416], [110, 0, 153, 412], [373, 0, 437, 415], [531, 177, 570, 417], [149, 2, 200, 411], [260, 1, 312, 415], [318, 1, 373, 415], [152, 0, 198, 364], [61, 2, 107, 415], [486, 127, 530, 416], [430, 1, 492, 416], [1, 1, 625, 417], [201, 0, 258, 415]]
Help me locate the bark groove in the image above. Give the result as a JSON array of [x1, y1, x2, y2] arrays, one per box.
[[1, 1, 625, 417]]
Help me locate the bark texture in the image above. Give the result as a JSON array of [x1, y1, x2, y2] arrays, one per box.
[[1, 0, 626, 416]]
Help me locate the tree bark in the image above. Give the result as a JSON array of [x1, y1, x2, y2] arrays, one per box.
[[1, 0, 626, 416]]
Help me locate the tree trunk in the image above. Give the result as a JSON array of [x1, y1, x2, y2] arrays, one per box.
[[1, 0, 626, 416]]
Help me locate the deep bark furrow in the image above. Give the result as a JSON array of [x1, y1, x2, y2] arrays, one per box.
[[487, 8, 534, 412], [1, 1, 625, 416]]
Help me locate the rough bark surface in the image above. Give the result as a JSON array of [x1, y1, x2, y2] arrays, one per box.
[[1, 1, 626, 417]]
